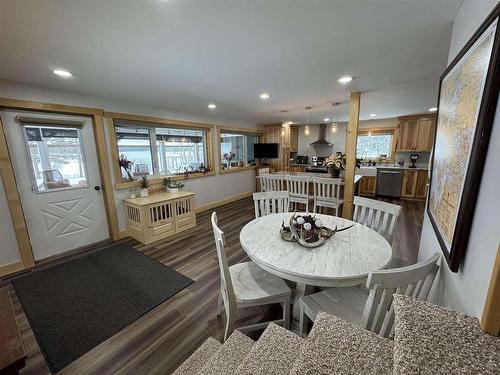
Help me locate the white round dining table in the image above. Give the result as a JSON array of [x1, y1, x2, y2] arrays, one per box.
[[239, 212, 393, 288], [239, 212, 392, 320]]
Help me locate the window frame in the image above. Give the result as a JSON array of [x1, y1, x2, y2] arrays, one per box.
[[356, 127, 397, 161], [105, 112, 215, 190], [21, 124, 90, 194], [216, 127, 262, 174]]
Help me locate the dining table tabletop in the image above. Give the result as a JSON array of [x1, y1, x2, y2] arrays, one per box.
[[239, 212, 392, 288]]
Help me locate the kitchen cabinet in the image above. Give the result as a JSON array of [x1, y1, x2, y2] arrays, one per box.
[[262, 124, 299, 172], [415, 170, 429, 199], [359, 176, 376, 196], [401, 169, 428, 200], [397, 115, 436, 152], [289, 165, 306, 173]]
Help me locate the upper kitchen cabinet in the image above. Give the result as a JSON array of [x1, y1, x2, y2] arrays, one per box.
[[396, 115, 436, 152]]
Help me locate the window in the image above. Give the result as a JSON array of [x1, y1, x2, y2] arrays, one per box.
[[115, 127, 154, 179], [23, 126, 89, 192], [219, 131, 260, 170], [113, 119, 211, 182], [356, 131, 394, 159]]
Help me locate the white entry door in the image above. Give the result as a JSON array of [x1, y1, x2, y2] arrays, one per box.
[[1, 111, 109, 260]]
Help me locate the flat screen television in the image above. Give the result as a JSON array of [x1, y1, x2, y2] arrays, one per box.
[[254, 143, 279, 159]]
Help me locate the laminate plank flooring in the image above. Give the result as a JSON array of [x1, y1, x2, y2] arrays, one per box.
[[4, 196, 424, 375]]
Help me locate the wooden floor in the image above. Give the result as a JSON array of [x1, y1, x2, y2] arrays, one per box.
[[5, 196, 424, 375]]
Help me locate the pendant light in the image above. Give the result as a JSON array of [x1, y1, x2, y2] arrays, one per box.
[[330, 102, 339, 133], [281, 110, 289, 128], [304, 106, 311, 135]]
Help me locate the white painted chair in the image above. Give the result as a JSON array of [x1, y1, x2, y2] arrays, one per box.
[[299, 252, 440, 338], [211, 212, 291, 341], [312, 177, 344, 216], [253, 191, 290, 218], [286, 175, 310, 212], [353, 196, 401, 243], [257, 168, 270, 191], [260, 174, 286, 192]]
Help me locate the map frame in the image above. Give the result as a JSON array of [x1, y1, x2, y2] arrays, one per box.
[[427, 7, 500, 273]]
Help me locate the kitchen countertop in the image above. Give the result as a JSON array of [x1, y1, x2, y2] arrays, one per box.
[[258, 171, 362, 184]]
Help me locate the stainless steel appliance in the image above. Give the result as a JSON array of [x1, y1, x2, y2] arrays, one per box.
[[309, 124, 333, 147], [295, 155, 308, 164], [376, 168, 404, 197], [289, 152, 297, 164], [305, 165, 328, 173]]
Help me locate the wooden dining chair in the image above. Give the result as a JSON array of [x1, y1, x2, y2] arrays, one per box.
[[353, 196, 401, 243], [299, 252, 441, 338], [257, 168, 270, 191], [286, 175, 310, 212], [253, 191, 290, 218], [211, 212, 291, 341], [260, 174, 286, 192], [312, 177, 344, 216]]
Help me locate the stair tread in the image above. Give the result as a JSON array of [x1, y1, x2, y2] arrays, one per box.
[[290, 312, 393, 375], [197, 330, 254, 375], [173, 337, 222, 375], [235, 323, 304, 375]]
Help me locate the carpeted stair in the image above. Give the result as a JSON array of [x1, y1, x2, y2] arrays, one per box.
[[173, 337, 221, 375], [198, 330, 255, 375], [174, 294, 500, 375]]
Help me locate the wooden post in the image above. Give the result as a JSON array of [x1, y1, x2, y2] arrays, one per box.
[[342, 92, 361, 220], [481, 244, 500, 336]]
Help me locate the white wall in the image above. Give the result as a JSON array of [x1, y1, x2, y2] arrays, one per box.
[[418, 0, 499, 318], [0, 79, 260, 266]]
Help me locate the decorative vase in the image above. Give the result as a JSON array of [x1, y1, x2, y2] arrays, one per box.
[[129, 188, 137, 199], [140, 188, 149, 198], [330, 168, 340, 178], [167, 187, 180, 193]]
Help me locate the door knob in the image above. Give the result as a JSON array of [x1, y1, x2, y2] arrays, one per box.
[[94, 186, 101, 191]]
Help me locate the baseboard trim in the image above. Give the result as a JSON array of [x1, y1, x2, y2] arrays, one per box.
[[195, 191, 253, 214], [0, 260, 25, 278]]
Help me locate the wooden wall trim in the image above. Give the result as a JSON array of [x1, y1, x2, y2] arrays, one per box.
[[0, 261, 25, 278], [0, 118, 35, 269], [92, 115, 120, 240], [481, 244, 500, 336], [342, 92, 361, 220], [0, 97, 102, 116], [103, 111, 214, 129]]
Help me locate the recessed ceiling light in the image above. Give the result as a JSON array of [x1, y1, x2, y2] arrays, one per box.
[[369, 113, 377, 117], [260, 93, 271, 100], [208, 103, 216, 110], [324, 117, 330, 122], [53, 69, 74, 78], [338, 76, 353, 84], [429, 107, 438, 112]]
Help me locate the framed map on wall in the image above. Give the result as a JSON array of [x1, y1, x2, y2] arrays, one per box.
[[428, 5, 500, 272]]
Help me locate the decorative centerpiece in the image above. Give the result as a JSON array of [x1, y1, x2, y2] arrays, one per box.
[[324, 153, 361, 178], [280, 213, 353, 248]]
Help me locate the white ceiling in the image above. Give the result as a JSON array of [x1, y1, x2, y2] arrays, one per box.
[[0, 0, 460, 124]]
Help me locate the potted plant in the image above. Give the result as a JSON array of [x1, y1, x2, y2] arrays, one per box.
[[223, 151, 236, 169], [162, 177, 185, 193], [139, 176, 149, 197], [324, 154, 361, 178]]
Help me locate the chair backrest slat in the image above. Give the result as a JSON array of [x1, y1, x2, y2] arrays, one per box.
[[353, 196, 401, 243], [211, 212, 237, 318], [360, 252, 441, 338], [261, 174, 286, 192], [253, 191, 290, 218]]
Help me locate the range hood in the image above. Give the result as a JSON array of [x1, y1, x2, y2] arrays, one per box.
[[309, 124, 333, 147]]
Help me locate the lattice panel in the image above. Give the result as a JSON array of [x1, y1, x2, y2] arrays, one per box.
[[150, 202, 174, 223], [126, 205, 141, 224], [176, 198, 192, 215]]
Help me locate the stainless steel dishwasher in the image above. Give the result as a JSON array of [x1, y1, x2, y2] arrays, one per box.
[[376, 168, 404, 197]]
